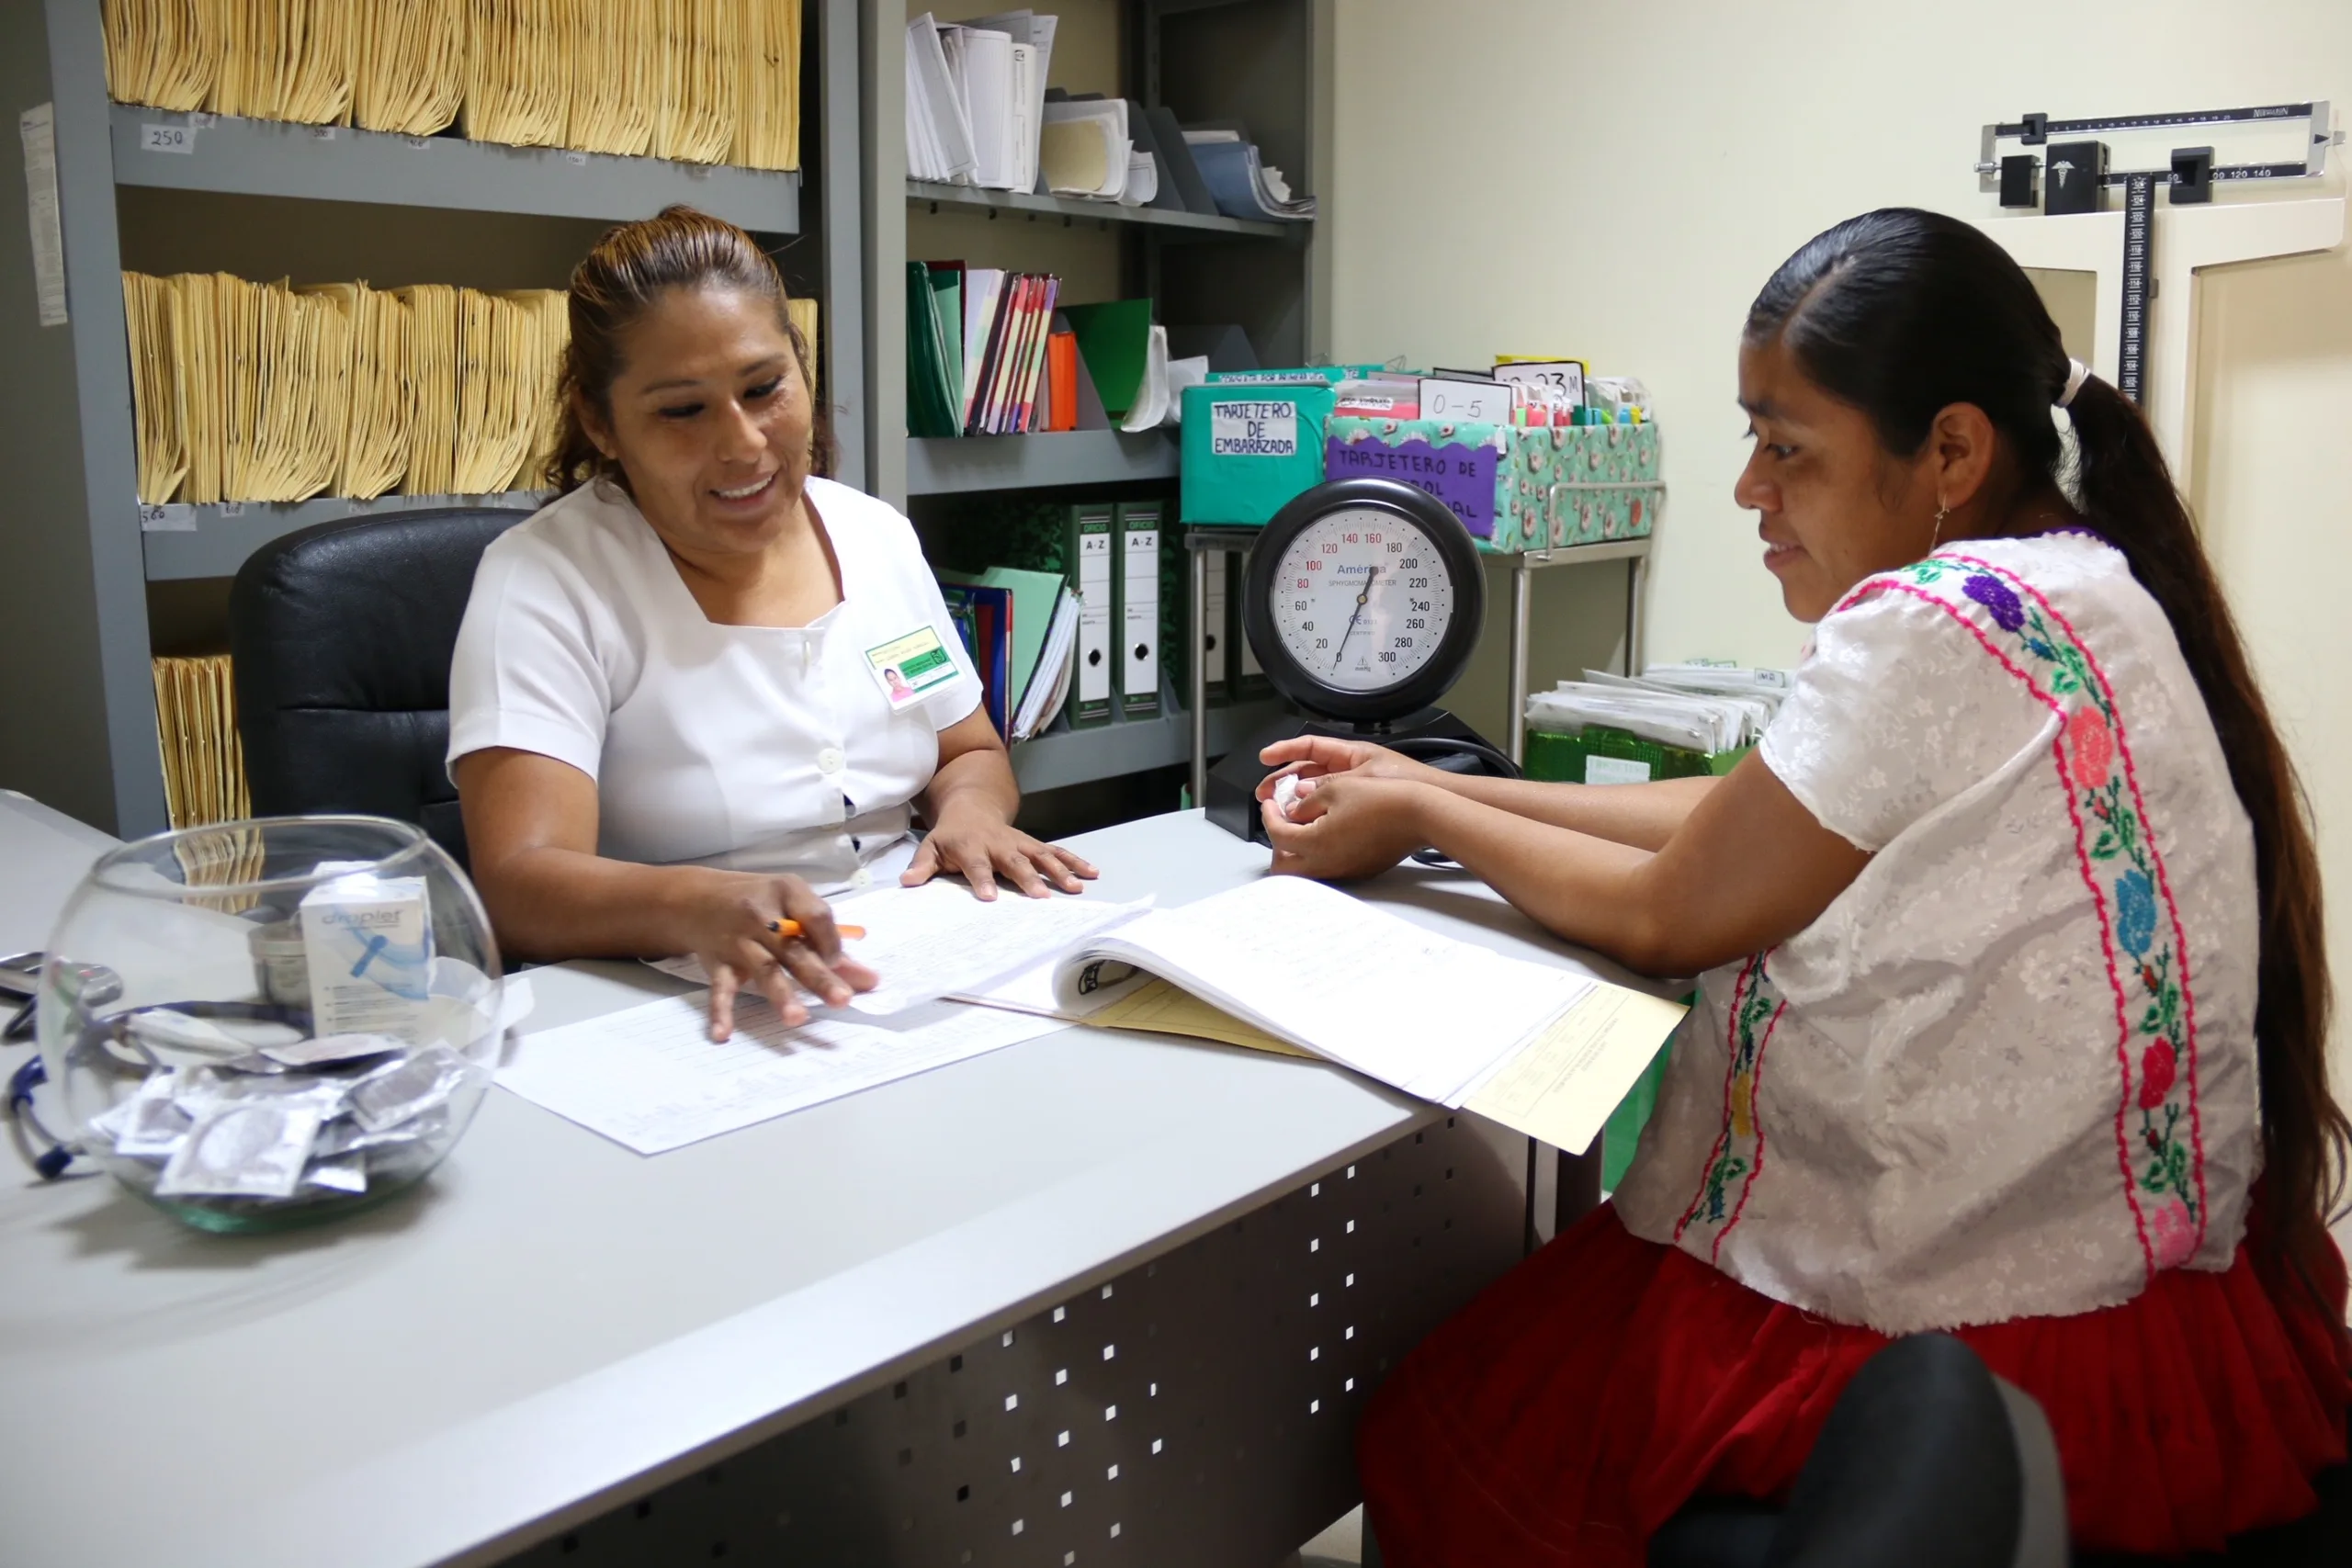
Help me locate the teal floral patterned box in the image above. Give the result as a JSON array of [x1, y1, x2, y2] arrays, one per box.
[[1323, 417, 1663, 552]]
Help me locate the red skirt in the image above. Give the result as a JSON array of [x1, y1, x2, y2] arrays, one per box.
[[1359, 1205, 2350, 1565]]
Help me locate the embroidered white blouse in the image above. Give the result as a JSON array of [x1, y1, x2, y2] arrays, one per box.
[[1611, 533, 2261, 1334]]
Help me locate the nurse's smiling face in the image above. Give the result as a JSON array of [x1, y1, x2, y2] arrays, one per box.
[[580, 284, 815, 557], [1733, 333, 1939, 622]]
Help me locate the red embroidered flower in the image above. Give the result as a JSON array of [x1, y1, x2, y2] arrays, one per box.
[[2066, 705, 2114, 787], [2139, 1041, 2177, 1109]]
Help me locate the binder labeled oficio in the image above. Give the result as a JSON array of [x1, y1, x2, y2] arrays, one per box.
[[1116, 500, 1163, 720]]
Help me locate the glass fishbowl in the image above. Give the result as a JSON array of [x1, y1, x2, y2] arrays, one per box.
[[37, 816, 506, 1234]]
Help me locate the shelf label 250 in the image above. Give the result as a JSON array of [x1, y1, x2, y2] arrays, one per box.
[[1209, 400, 1298, 458], [140, 123, 196, 154]]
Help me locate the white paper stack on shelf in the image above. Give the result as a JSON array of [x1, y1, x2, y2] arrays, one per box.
[[1183, 129, 1315, 221], [1040, 97, 1156, 206], [906, 13, 977, 183], [1526, 662, 1792, 755], [904, 12, 1040, 190], [965, 8, 1056, 182], [1635, 661, 1794, 710]]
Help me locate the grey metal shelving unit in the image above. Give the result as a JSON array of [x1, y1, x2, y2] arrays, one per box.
[[110, 104, 803, 231], [2, 0, 1325, 834], [908, 175, 1290, 238], [871, 0, 1330, 798], [140, 492, 551, 582], [1012, 694, 1283, 794], [906, 428, 1177, 494], [2, 0, 864, 837]]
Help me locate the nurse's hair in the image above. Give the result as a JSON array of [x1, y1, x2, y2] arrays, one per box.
[[1748, 208, 2348, 1292], [546, 204, 833, 492]]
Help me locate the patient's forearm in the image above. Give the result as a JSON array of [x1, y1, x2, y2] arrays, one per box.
[[1423, 773, 1718, 852]]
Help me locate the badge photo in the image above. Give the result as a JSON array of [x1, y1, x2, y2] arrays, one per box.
[[865, 626, 963, 711]]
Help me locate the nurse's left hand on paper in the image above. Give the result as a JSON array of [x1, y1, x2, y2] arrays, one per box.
[[902, 799, 1098, 901], [688, 872, 880, 1040]]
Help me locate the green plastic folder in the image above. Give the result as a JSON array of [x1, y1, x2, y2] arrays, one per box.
[[905, 262, 959, 438], [937, 564, 1064, 714], [928, 265, 963, 420], [1059, 299, 1155, 420]]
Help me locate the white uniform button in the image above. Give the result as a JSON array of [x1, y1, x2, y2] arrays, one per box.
[[817, 746, 846, 775], [850, 868, 873, 889]]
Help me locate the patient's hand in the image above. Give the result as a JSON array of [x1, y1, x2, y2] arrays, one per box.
[[1256, 735, 1443, 802], [1261, 773, 1435, 882]]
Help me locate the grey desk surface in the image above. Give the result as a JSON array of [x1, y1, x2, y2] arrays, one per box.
[[0, 800, 1655, 1568]]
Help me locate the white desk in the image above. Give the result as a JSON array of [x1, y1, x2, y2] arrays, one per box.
[[0, 800, 1641, 1568]]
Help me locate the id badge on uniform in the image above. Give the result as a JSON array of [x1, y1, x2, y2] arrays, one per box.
[[865, 626, 962, 711]]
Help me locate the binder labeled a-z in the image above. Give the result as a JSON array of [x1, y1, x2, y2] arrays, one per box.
[[1115, 499, 1163, 719], [1070, 502, 1115, 728]]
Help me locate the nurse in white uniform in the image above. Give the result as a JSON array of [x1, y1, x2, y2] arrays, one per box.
[[449, 207, 1093, 1037]]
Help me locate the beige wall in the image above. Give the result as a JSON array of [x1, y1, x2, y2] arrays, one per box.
[[1328, 2, 2352, 1084]]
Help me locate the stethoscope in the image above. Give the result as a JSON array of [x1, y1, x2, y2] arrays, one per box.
[[5, 982, 312, 1180]]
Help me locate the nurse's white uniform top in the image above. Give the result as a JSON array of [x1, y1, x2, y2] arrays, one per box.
[[446, 475, 983, 894]]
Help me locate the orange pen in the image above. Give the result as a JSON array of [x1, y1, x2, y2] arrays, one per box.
[[766, 919, 867, 941]]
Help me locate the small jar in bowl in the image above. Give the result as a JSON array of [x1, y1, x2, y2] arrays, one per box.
[[39, 815, 507, 1234]]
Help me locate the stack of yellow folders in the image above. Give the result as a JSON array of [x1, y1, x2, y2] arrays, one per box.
[[100, 0, 802, 170], [151, 655, 250, 831], [122, 272, 571, 506]]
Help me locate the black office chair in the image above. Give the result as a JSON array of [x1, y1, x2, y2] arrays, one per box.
[[1646, 1334, 2068, 1568], [230, 507, 529, 871], [1645, 1331, 2352, 1568]]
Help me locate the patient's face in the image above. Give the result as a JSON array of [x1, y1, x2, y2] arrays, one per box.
[[587, 285, 815, 558], [1732, 336, 1937, 622]]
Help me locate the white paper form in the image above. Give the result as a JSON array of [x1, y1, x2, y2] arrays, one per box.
[[650, 885, 1153, 1017], [1064, 876, 1595, 1106], [498, 996, 1070, 1156]]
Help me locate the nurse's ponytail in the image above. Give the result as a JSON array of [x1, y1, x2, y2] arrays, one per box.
[[1750, 209, 2348, 1292], [547, 204, 833, 493]]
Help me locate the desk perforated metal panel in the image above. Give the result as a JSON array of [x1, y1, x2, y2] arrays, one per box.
[[503, 1115, 1522, 1567]]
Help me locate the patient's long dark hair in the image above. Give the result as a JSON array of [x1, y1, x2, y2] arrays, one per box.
[[1749, 208, 2346, 1291]]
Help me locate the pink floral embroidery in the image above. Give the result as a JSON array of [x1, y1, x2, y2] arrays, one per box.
[[2066, 705, 2114, 787], [1836, 552, 2207, 1281], [2149, 1197, 2197, 1269]]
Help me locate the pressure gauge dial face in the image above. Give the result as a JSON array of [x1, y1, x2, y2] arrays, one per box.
[[1240, 478, 1487, 725], [1269, 507, 1456, 693]]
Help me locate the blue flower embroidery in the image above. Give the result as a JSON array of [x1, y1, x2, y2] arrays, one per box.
[[2115, 869, 2157, 956], [1963, 572, 2026, 631]]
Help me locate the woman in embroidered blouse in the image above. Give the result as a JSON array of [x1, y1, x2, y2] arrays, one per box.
[[1259, 209, 2350, 1562]]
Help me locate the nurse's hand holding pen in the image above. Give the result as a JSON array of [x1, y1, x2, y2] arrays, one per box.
[[679, 871, 879, 1039]]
